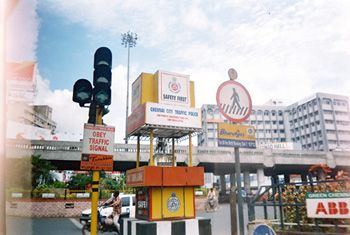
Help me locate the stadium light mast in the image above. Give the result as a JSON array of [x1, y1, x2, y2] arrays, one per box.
[[121, 31, 137, 144]]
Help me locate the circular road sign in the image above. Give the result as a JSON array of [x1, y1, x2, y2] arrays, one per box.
[[216, 80, 252, 123], [253, 224, 276, 235]]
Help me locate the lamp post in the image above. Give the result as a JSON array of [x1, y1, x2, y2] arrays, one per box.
[[121, 31, 137, 144]]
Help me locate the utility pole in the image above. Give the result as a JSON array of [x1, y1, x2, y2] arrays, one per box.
[[72, 47, 113, 235], [121, 31, 137, 144]]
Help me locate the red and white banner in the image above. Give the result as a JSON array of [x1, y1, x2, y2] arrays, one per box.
[[6, 62, 37, 103], [82, 124, 115, 155]]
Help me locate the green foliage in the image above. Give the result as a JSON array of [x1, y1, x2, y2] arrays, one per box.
[[281, 181, 350, 233], [67, 173, 92, 190], [31, 155, 56, 188], [51, 181, 66, 188], [100, 178, 118, 190]]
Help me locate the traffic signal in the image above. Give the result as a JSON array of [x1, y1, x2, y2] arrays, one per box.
[[93, 47, 112, 106], [72, 47, 113, 123], [72, 79, 93, 107]]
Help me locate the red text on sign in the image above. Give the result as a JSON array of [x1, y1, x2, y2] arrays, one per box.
[[316, 202, 349, 215]]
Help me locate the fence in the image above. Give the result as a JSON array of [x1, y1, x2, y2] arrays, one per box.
[[7, 188, 135, 200], [248, 179, 350, 234]]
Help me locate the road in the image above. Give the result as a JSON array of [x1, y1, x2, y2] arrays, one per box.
[[6, 203, 276, 235]]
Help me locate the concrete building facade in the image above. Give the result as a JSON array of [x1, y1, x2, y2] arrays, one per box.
[[198, 93, 350, 151]]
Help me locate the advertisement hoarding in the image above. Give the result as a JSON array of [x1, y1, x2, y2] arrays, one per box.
[[157, 70, 191, 107], [6, 62, 37, 103], [217, 123, 256, 148], [306, 192, 350, 219]]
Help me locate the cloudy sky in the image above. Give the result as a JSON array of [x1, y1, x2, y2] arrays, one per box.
[[6, 0, 350, 142]]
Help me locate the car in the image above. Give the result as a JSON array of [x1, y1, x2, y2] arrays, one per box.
[[80, 193, 135, 224]]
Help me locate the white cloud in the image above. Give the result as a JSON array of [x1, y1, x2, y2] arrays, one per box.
[[35, 65, 129, 142], [32, 0, 350, 142]]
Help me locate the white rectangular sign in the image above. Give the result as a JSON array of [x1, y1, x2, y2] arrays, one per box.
[[157, 70, 191, 107], [131, 75, 142, 112], [306, 192, 350, 219], [82, 124, 115, 155], [145, 102, 201, 129]]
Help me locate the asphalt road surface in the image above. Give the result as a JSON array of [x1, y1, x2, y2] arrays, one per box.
[[6, 203, 275, 235]]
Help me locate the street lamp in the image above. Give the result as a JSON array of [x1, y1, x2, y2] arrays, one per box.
[[121, 31, 138, 144]]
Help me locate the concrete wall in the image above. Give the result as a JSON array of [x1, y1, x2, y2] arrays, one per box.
[[6, 197, 207, 218]]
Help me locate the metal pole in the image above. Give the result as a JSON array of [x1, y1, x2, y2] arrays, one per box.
[[90, 107, 103, 235], [235, 147, 244, 235], [125, 45, 130, 144], [149, 129, 154, 166], [230, 186, 238, 235], [189, 132, 192, 167], [136, 135, 140, 168], [172, 138, 175, 166]]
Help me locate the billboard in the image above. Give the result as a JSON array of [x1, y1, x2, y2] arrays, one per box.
[[145, 102, 201, 129], [306, 192, 350, 219], [217, 123, 256, 148], [6, 62, 37, 103], [157, 71, 191, 107]]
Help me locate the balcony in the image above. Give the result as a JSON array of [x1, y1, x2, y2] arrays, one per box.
[[325, 124, 336, 130], [323, 114, 334, 120], [338, 134, 350, 141], [326, 134, 337, 140]]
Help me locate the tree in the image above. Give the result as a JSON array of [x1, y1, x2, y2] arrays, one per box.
[[67, 173, 92, 190], [31, 155, 56, 188]]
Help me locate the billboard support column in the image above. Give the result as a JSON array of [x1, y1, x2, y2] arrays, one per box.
[[136, 135, 140, 168], [189, 132, 192, 167], [149, 129, 154, 166], [172, 138, 175, 166]]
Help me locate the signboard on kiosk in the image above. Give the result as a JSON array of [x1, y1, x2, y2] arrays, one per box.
[[80, 124, 115, 171], [156, 70, 191, 107], [146, 102, 201, 129]]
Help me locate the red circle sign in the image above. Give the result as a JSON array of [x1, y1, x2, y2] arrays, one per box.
[[216, 80, 252, 123]]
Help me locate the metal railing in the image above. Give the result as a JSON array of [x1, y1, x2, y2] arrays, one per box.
[[248, 179, 350, 234]]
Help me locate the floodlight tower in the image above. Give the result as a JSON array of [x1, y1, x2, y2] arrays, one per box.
[[121, 31, 138, 144]]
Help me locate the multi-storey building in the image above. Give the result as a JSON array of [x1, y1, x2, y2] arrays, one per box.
[[287, 93, 350, 151], [198, 93, 350, 151], [7, 103, 57, 134]]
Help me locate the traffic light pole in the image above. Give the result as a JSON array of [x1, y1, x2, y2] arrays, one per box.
[[90, 107, 102, 235]]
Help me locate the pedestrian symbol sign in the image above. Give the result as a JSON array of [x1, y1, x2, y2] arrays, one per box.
[[216, 80, 252, 123]]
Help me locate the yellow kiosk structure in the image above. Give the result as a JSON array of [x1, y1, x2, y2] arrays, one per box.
[[126, 70, 204, 221]]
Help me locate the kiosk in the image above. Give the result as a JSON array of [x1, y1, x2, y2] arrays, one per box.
[[124, 71, 211, 234]]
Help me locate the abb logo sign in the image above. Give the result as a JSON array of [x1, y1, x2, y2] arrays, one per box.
[[306, 192, 350, 219], [315, 202, 349, 215]]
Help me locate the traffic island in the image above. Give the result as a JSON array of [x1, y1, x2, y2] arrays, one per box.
[[121, 217, 211, 235]]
